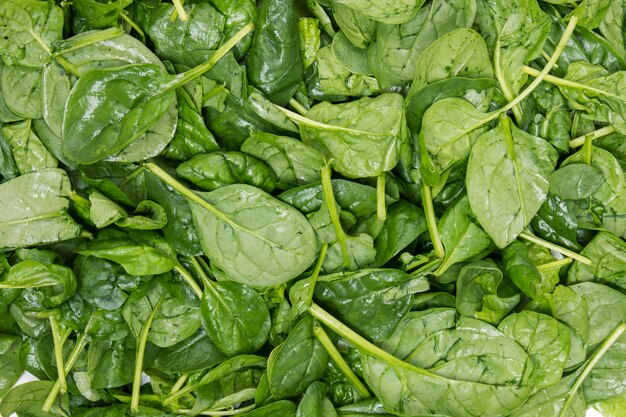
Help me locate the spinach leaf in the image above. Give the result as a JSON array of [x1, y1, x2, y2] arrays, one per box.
[[498, 311, 570, 389], [466, 117, 558, 248], [0, 0, 63, 67], [62, 24, 252, 164], [549, 285, 589, 369], [561, 146, 626, 236], [72, 0, 132, 29], [288, 93, 408, 178], [0, 168, 82, 250], [200, 280, 271, 356], [530, 193, 582, 252], [152, 329, 226, 375], [246, 0, 303, 105], [162, 88, 220, 161], [0, 335, 23, 398], [377, 0, 477, 84], [331, 0, 425, 24], [296, 381, 337, 417], [2, 119, 57, 174], [207, 0, 256, 59], [361, 313, 535, 416], [373, 199, 427, 266], [1, 65, 44, 119], [177, 151, 276, 193], [456, 260, 520, 324], [436, 195, 493, 274], [241, 132, 324, 189], [147, 163, 318, 288], [314, 269, 429, 341], [135, 1, 225, 67], [568, 231, 626, 293], [267, 316, 329, 399], [331, 2, 375, 49], [122, 275, 201, 348], [0, 380, 69, 417], [503, 240, 557, 300], [76, 231, 176, 276]]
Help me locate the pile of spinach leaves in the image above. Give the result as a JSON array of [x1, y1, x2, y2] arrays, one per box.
[[1, 0, 626, 416]]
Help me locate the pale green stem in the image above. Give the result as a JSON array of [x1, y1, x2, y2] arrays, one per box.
[[42, 331, 89, 412], [174, 263, 203, 299], [49, 316, 69, 394], [313, 325, 371, 399], [54, 27, 124, 56], [170, 374, 189, 396], [186, 256, 213, 288], [583, 135, 593, 165], [569, 126, 615, 148], [120, 12, 146, 44], [172, 0, 189, 21], [288, 98, 309, 116], [420, 183, 445, 259], [308, 304, 445, 381], [306, 242, 328, 308], [519, 232, 591, 265], [376, 174, 387, 221], [176, 404, 257, 415], [559, 323, 626, 417], [465, 17, 579, 131], [131, 292, 166, 413], [522, 65, 619, 99], [536, 257, 573, 272], [321, 161, 350, 269], [160, 23, 253, 93]]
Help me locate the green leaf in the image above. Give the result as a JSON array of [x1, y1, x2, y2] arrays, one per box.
[[568, 231, 626, 292], [0, 335, 23, 398], [362, 313, 534, 416], [466, 117, 558, 248], [246, 0, 303, 105], [177, 151, 276, 193], [0, 0, 63, 67], [241, 132, 324, 190], [2, 119, 57, 174], [267, 316, 329, 399], [456, 260, 520, 324], [122, 276, 201, 348], [295, 93, 408, 178], [330, 0, 426, 24], [0, 260, 76, 308], [549, 285, 589, 369], [498, 311, 570, 389], [0, 168, 82, 250], [201, 280, 271, 356], [152, 330, 226, 375], [0, 380, 69, 417], [437, 195, 493, 274], [503, 240, 557, 299], [314, 269, 429, 342], [549, 163, 605, 200], [190, 184, 317, 287]]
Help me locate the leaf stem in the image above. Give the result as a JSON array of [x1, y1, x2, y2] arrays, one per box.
[[321, 161, 351, 269], [519, 232, 591, 265], [176, 404, 257, 415], [53, 27, 124, 57], [131, 292, 166, 413], [559, 323, 626, 417], [306, 242, 328, 307], [172, 0, 189, 21], [120, 12, 146, 44], [569, 126, 614, 148], [313, 324, 371, 399], [161, 23, 254, 93], [521, 65, 621, 100], [170, 374, 189, 396], [420, 183, 445, 259], [583, 134, 593, 165], [174, 262, 203, 298], [42, 331, 89, 412], [536, 257, 573, 272], [308, 304, 444, 380], [288, 97, 309, 116], [376, 174, 387, 221], [49, 316, 69, 394]]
